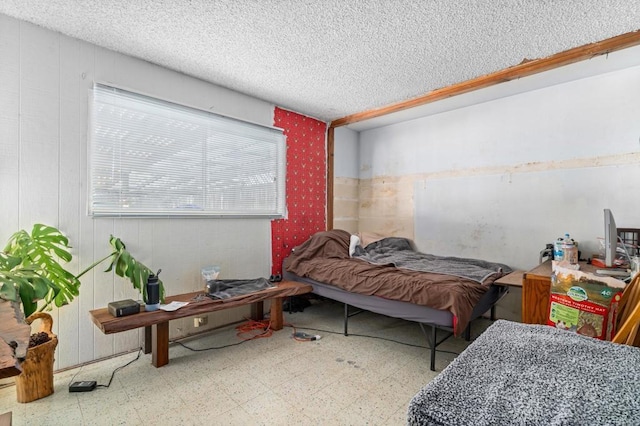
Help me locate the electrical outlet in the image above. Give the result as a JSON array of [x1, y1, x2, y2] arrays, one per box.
[[193, 316, 208, 327]]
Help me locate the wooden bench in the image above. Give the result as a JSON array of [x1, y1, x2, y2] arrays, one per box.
[[89, 280, 312, 367]]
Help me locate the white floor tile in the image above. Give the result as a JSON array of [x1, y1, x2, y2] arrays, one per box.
[[0, 299, 491, 425]]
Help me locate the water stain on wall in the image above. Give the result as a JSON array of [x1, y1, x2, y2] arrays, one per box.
[[335, 152, 639, 241]]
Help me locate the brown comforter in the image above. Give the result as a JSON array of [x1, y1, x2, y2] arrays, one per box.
[[284, 229, 506, 335]]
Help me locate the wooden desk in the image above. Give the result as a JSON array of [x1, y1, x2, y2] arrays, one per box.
[[495, 270, 524, 288], [492, 270, 524, 321], [89, 280, 312, 367], [522, 260, 598, 324]]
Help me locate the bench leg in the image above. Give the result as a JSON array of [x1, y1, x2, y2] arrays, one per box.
[[144, 326, 152, 354], [152, 321, 169, 368], [251, 301, 264, 321], [270, 297, 284, 330]]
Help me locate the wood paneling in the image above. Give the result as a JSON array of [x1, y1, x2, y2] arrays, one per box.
[[2, 15, 278, 369], [0, 16, 20, 240]]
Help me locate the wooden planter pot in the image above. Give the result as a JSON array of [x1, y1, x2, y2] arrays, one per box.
[[15, 312, 58, 403]]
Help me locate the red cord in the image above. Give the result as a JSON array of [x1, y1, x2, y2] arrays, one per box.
[[234, 319, 312, 342], [235, 318, 273, 340]]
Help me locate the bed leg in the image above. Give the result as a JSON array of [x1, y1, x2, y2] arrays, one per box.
[[343, 303, 349, 336], [490, 305, 497, 321], [430, 325, 437, 371], [419, 323, 437, 372], [464, 324, 471, 341]]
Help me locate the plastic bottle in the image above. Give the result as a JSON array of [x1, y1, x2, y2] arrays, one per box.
[[562, 234, 578, 265], [553, 236, 565, 261]]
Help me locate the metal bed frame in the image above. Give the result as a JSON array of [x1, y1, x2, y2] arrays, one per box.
[[284, 271, 508, 371]]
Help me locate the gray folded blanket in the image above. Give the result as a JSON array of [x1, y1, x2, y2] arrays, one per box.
[[407, 320, 640, 425], [206, 278, 273, 299], [353, 237, 512, 284]]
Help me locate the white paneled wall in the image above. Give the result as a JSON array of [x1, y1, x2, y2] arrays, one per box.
[[0, 15, 275, 369], [355, 59, 640, 272], [332, 49, 640, 322]]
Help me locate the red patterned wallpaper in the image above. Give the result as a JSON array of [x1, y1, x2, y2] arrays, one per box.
[[271, 107, 327, 274]]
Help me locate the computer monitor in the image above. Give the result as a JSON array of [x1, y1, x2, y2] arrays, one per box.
[[604, 208, 617, 268]]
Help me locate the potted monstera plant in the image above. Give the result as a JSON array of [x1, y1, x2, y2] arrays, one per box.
[[0, 224, 164, 402]]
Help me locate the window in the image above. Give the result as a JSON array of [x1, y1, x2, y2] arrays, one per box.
[[88, 83, 286, 218]]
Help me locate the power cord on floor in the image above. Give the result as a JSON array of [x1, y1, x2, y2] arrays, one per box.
[[68, 347, 142, 392], [170, 318, 273, 352], [170, 318, 459, 355], [96, 347, 142, 389], [67, 366, 84, 388], [171, 339, 249, 351], [284, 322, 321, 341], [292, 331, 321, 341], [288, 325, 461, 355]]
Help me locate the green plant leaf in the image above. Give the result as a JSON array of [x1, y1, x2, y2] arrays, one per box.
[[0, 280, 18, 302], [117, 250, 132, 278], [104, 252, 119, 273], [3, 227, 167, 315], [18, 279, 37, 317], [29, 275, 51, 300], [0, 253, 22, 270], [109, 235, 126, 252], [52, 286, 72, 309], [1, 223, 80, 315], [31, 224, 72, 261], [105, 235, 162, 304]]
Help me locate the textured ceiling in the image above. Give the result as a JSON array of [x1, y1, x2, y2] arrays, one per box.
[[1, 1, 639, 122]]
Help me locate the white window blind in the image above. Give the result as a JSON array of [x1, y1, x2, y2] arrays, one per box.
[[88, 84, 286, 217]]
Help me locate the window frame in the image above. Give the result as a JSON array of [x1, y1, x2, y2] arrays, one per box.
[[87, 83, 286, 219]]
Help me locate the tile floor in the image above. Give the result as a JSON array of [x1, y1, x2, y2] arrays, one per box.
[[0, 298, 491, 425]]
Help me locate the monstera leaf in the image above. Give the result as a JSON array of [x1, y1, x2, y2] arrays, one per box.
[[104, 236, 164, 304], [1, 224, 164, 318], [1, 224, 80, 317]]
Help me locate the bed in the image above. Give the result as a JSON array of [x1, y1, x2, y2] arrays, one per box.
[[282, 229, 512, 370], [407, 320, 640, 425]]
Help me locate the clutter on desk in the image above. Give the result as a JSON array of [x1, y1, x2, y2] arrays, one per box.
[[159, 301, 189, 311], [553, 233, 578, 264], [548, 266, 625, 341], [201, 265, 221, 283], [206, 278, 274, 299]]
